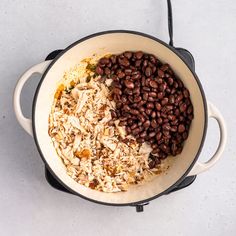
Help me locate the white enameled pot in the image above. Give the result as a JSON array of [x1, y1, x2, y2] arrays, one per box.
[[14, 31, 227, 206]]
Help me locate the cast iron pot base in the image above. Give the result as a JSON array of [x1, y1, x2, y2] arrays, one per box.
[[44, 48, 197, 212]]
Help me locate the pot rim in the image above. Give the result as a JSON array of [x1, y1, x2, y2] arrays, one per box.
[[32, 30, 208, 206]]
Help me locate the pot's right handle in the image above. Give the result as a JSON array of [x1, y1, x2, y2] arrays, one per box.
[[13, 60, 52, 136], [187, 101, 227, 176]]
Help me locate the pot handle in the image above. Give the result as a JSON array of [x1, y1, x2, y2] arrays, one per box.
[[13, 60, 52, 136], [187, 101, 227, 176]]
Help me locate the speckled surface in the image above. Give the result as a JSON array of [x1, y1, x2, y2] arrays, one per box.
[[0, 0, 235, 235]]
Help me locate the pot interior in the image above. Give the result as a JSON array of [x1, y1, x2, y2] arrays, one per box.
[[33, 32, 206, 204]]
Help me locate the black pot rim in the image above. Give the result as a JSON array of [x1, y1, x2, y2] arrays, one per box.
[[32, 30, 208, 207]]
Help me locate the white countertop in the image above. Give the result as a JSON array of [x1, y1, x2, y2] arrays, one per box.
[[0, 0, 235, 235]]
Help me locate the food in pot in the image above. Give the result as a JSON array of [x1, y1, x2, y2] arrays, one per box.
[[96, 51, 194, 167], [48, 62, 156, 192], [48, 51, 193, 192]]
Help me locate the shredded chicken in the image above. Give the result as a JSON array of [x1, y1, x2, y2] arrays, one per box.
[[48, 62, 158, 192]]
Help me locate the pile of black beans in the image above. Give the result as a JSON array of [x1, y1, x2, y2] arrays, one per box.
[[95, 51, 193, 168]]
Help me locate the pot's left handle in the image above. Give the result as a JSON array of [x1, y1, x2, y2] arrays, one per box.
[[13, 60, 52, 136]]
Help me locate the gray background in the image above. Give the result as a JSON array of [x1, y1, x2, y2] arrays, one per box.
[[0, 0, 235, 235]]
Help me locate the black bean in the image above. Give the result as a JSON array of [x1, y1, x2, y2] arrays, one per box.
[[123, 105, 130, 112], [149, 132, 156, 138], [124, 80, 134, 89], [126, 127, 131, 134], [130, 109, 139, 115], [151, 119, 158, 128], [143, 92, 149, 101], [157, 117, 163, 124], [113, 88, 122, 95], [187, 105, 193, 114], [118, 57, 130, 67], [104, 67, 111, 75], [169, 95, 175, 104], [174, 109, 180, 116], [140, 131, 147, 138], [149, 92, 157, 97], [132, 127, 141, 135], [110, 55, 117, 64], [157, 92, 164, 99], [99, 57, 110, 65], [146, 109, 152, 115], [125, 88, 134, 96], [182, 132, 188, 140], [137, 137, 145, 143], [161, 97, 169, 105], [155, 102, 161, 111], [180, 103, 187, 112], [124, 51, 133, 59], [149, 54, 156, 63], [119, 116, 128, 121], [133, 87, 140, 96], [166, 105, 173, 112], [135, 51, 143, 59], [149, 80, 158, 88], [143, 86, 151, 92], [119, 121, 127, 126], [147, 97, 155, 102], [133, 96, 142, 103], [173, 81, 178, 89], [157, 78, 163, 84], [143, 120, 151, 128], [168, 77, 174, 85], [139, 106, 145, 112], [145, 78, 151, 86], [183, 89, 190, 98], [145, 67, 152, 77], [146, 102, 154, 109], [188, 114, 194, 120], [179, 115, 184, 122], [131, 123, 138, 130], [111, 110, 117, 118], [151, 111, 156, 118], [160, 144, 168, 152], [95, 66, 104, 75], [171, 88, 176, 94], [121, 96, 127, 104], [124, 69, 132, 75], [170, 126, 177, 132], [127, 119, 133, 125], [163, 130, 170, 137], [141, 76, 146, 86], [151, 143, 158, 149], [168, 114, 176, 121], [132, 71, 141, 80], [163, 123, 171, 131], [148, 160, 156, 169], [135, 60, 142, 67], [117, 71, 125, 78], [158, 69, 165, 78], [143, 59, 148, 67], [177, 79, 183, 88], [178, 124, 185, 133], [161, 64, 169, 71]]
